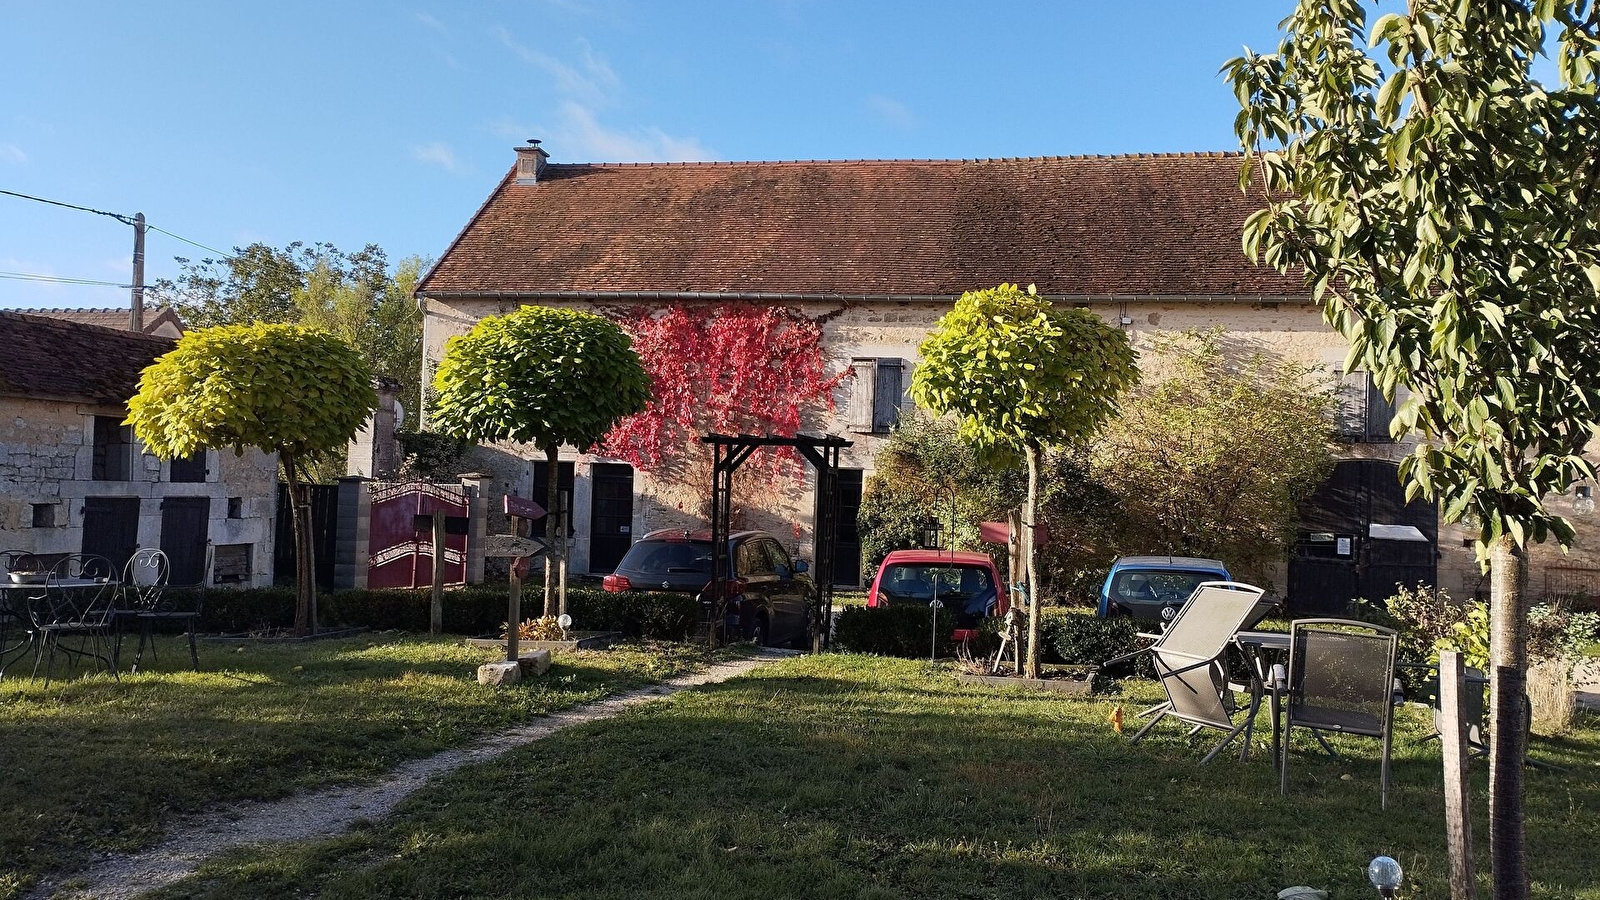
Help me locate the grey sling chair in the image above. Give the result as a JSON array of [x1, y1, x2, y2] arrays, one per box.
[[1115, 581, 1270, 764], [1280, 619, 1399, 809]]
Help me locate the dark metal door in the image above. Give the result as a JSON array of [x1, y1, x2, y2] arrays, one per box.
[[161, 497, 211, 585], [589, 463, 634, 574], [832, 469, 864, 587], [1288, 459, 1437, 614], [82, 497, 141, 574], [274, 484, 340, 588]]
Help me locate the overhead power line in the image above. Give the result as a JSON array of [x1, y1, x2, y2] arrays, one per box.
[[0, 270, 132, 288], [145, 224, 236, 260], [0, 188, 137, 225]]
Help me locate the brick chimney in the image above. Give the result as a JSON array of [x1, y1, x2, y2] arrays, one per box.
[[514, 139, 549, 184]]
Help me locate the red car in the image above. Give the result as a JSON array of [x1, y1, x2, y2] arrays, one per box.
[[867, 549, 1007, 640]]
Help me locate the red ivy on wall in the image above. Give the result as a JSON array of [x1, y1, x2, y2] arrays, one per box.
[[597, 304, 848, 476]]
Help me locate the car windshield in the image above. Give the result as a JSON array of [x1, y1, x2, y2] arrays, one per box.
[[1111, 570, 1214, 604], [880, 564, 993, 603], [620, 540, 712, 576]]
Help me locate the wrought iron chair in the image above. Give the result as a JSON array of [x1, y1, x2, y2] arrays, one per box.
[[0, 551, 46, 679], [1280, 618, 1399, 808], [118, 548, 200, 672], [32, 554, 119, 686]]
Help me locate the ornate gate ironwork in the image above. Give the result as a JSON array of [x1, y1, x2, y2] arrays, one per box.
[[367, 481, 468, 589]]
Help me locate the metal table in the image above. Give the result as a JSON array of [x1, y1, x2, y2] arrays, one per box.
[[0, 578, 120, 679], [1233, 630, 1290, 767]]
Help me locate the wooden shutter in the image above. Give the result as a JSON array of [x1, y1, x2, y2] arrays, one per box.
[[1365, 377, 1398, 443], [1334, 369, 1369, 440], [848, 359, 875, 433], [872, 358, 904, 432]]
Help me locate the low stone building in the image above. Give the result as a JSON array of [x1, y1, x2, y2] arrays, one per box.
[[0, 312, 277, 585], [416, 144, 1600, 606]]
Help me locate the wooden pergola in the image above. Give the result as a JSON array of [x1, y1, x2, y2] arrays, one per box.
[[699, 433, 852, 651]]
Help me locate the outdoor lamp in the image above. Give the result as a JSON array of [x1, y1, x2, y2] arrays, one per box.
[[1574, 484, 1595, 518], [922, 517, 942, 550], [1367, 855, 1402, 898]]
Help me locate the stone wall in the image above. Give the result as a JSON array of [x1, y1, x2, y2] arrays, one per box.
[[421, 296, 1600, 599], [0, 395, 278, 584]]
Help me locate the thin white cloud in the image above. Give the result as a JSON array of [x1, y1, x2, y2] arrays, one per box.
[[412, 141, 464, 172], [491, 26, 619, 106], [414, 11, 447, 33], [864, 95, 917, 131], [0, 143, 26, 164], [549, 101, 713, 163]]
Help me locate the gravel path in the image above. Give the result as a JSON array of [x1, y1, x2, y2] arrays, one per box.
[[34, 650, 789, 900], [1575, 657, 1600, 711]]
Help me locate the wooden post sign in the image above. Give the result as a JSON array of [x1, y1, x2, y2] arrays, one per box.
[[485, 520, 546, 663]]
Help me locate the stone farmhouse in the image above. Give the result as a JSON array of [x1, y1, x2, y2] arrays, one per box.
[[417, 143, 1600, 608], [0, 312, 276, 586]]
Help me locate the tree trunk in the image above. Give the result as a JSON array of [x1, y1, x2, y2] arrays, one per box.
[[1024, 445, 1042, 680], [283, 452, 317, 637], [1488, 537, 1529, 900], [544, 444, 560, 618]]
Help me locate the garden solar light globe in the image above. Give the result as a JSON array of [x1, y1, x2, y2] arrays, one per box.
[[1368, 856, 1402, 897]]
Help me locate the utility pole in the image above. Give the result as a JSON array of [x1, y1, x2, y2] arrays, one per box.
[[129, 212, 147, 332]]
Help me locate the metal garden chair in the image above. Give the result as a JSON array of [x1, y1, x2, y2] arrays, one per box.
[[117, 548, 201, 672], [1280, 618, 1399, 808], [1123, 581, 1270, 763], [32, 554, 120, 685], [0, 550, 46, 679]]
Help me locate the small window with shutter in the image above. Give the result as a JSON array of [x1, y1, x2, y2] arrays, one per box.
[[1334, 368, 1398, 443], [848, 358, 906, 434]]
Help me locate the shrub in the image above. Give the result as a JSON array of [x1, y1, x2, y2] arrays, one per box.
[[191, 587, 297, 634], [1042, 611, 1154, 678], [834, 605, 956, 658], [1357, 583, 1475, 664]]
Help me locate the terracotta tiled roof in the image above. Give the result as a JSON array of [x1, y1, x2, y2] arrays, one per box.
[[418, 153, 1302, 299], [5, 306, 185, 335], [0, 312, 172, 405]]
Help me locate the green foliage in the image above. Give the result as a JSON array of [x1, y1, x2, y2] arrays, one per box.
[[857, 410, 1023, 574], [395, 429, 471, 480], [154, 243, 428, 420], [1357, 583, 1475, 666], [1225, 3, 1600, 556], [1094, 330, 1336, 586], [1435, 603, 1493, 671], [833, 605, 958, 658], [126, 323, 377, 469], [911, 283, 1138, 456], [430, 306, 650, 451], [1042, 611, 1154, 677], [188, 585, 697, 641]]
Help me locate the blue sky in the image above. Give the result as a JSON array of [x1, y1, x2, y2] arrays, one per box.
[[0, 1, 1294, 310]]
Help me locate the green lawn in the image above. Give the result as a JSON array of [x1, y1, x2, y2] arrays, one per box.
[[151, 654, 1600, 900], [0, 635, 715, 900]]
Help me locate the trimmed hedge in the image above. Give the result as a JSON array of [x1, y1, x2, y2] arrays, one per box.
[[185, 584, 696, 640], [835, 605, 1154, 676]]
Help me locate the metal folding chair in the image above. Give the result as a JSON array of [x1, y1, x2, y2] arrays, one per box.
[[1124, 581, 1268, 763], [1280, 618, 1398, 808], [118, 548, 200, 672]]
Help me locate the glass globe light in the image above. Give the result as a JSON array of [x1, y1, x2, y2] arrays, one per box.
[[1368, 855, 1403, 898], [1574, 485, 1595, 518]]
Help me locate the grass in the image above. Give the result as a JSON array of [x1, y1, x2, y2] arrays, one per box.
[[149, 654, 1600, 900], [0, 634, 717, 900]]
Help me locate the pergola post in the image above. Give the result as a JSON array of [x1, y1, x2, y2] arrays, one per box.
[[700, 433, 851, 652]]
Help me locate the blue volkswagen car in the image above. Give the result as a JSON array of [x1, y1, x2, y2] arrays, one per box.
[[1096, 555, 1232, 622]]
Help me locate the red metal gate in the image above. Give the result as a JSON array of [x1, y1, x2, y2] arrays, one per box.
[[367, 482, 468, 589]]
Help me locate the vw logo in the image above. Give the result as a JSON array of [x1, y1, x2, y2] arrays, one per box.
[[1161, 605, 1176, 621]]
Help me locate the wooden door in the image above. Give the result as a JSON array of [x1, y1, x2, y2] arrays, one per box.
[[160, 497, 212, 586], [589, 463, 634, 574], [82, 497, 141, 574]]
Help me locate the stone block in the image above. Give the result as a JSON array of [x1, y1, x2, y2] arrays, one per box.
[[477, 660, 522, 687], [516, 649, 552, 677]]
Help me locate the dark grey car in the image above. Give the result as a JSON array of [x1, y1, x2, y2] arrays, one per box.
[[602, 529, 814, 648]]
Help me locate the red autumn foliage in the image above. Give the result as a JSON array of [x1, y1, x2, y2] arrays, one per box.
[[598, 304, 847, 476]]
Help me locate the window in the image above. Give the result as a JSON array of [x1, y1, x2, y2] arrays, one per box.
[[227, 497, 244, 519], [92, 416, 134, 481], [1334, 369, 1401, 444], [761, 540, 794, 575], [848, 357, 907, 433], [736, 540, 774, 578], [170, 451, 207, 483], [31, 502, 56, 528]]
